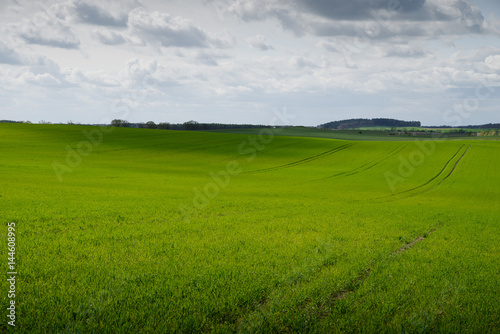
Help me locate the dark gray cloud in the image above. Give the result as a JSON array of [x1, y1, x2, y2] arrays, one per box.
[[128, 8, 233, 48], [296, 0, 426, 20], [224, 0, 484, 38], [226, 0, 426, 21], [302, 0, 484, 38], [72, 0, 128, 26]]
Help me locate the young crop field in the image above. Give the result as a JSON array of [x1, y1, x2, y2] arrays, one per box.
[[1, 123, 498, 333]]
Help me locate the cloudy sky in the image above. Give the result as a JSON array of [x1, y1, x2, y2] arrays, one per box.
[[1, 0, 499, 126]]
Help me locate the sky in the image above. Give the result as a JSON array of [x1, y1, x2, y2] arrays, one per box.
[[0, 0, 499, 126]]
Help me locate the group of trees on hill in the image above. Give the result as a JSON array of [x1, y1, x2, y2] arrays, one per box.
[[319, 118, 421, 130], [109, 119, 272, 131], [470, 123, 500, 129], [110, 119, 171, 129]]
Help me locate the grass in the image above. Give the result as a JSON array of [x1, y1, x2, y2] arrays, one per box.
[[0, 123, 498, 333]]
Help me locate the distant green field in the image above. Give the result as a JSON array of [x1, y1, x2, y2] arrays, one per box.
[[355, 127, 485, 132], [1, 124, 498, 333], [206, 126, 494, 141]]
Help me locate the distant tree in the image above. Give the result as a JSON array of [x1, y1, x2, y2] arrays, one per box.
[[111, 119, 130, 127], [183, 120, 200, 130], [145, 121, 157, 129], [157, 122, 171, 130]]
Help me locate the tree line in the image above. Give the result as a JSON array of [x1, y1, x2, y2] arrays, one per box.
[[109, 119, 273, 131]]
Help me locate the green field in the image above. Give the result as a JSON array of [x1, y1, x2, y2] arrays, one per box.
[[1, 124, 499, 333]]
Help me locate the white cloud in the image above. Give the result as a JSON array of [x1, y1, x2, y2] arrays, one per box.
[[126, 58, 158, 87], [127, 8, 234, 49], [485, 55, 500, 71], [21, 71, 62, 86], [16, 9, 80, 49], [65, 68, 121, 87]]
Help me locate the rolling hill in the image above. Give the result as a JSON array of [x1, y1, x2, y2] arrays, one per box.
[[1, 123, 498, 333]]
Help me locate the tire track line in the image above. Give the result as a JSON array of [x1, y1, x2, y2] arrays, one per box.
[[243, 143, 356, 175], [436, 145, 470, 186], [404, 145, 471, 199], [316, 144, 408, 181], [377, 145, 470, 201], [235, 227, 440, 328], [340, 144, 409, 177]]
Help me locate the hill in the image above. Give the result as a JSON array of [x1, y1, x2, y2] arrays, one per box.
[[319, 118, 421, 129]]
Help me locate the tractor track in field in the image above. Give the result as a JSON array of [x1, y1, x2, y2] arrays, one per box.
[[392, 227, 439, 255], [243, 143, 356, 175], [233, 228, 439, 329], [378, 145, 470, 201], [313, 228, 439, 316], [435, 145, 470, 186], [316, 144, 409, 181]]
